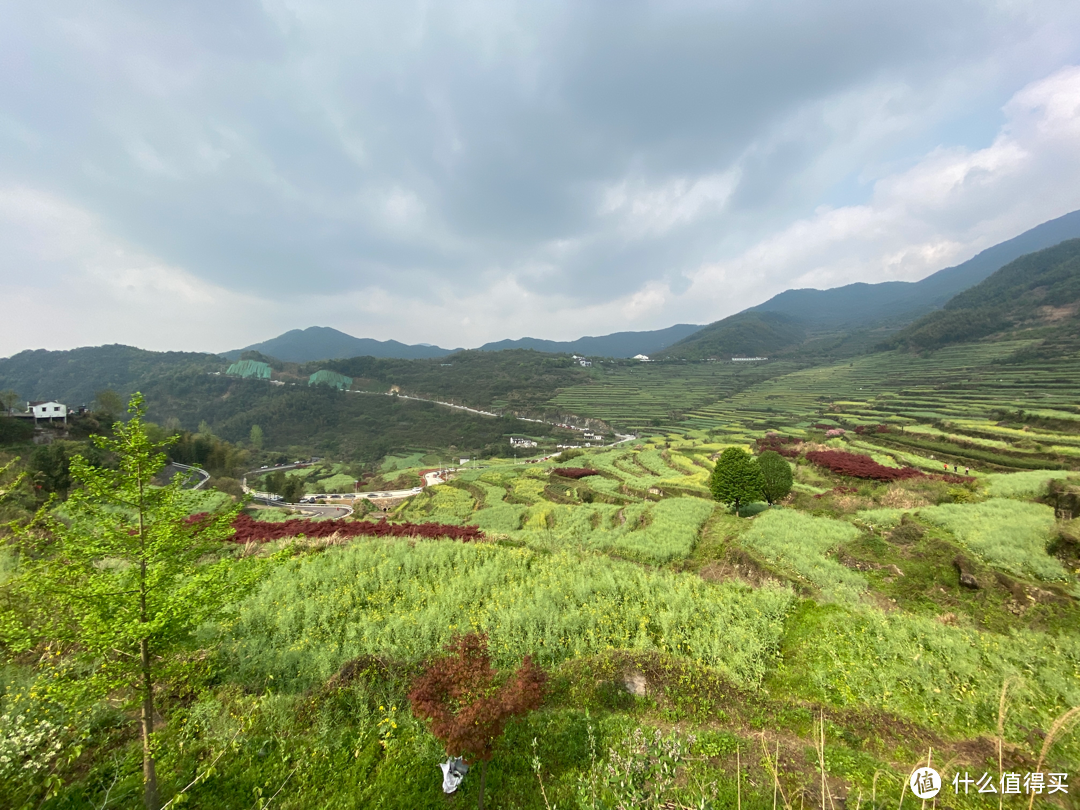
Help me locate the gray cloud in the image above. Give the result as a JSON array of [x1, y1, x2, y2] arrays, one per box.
[[2, 0, 1080, 354]]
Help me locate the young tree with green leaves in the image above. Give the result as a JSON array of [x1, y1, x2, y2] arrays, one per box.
[[0, 389, 20, 415], [757, 450, 794, 505], [4, 394, 241, 809], [709, 447, 763, 515]]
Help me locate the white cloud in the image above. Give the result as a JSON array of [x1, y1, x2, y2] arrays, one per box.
[[676, 65, 1080, 321], [0, 187, 270, 354]]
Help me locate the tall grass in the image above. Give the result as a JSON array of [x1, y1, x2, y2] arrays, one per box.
[[983, 470, 1075, 499], [917, 499, 1065, 580], [491, 498, 715, 563], [224, 539, 794, 691], [783, 605, 1080, 750], [738, 510, 866, 602]]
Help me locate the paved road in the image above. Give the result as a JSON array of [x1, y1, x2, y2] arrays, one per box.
[[165, 462, 211, 490]]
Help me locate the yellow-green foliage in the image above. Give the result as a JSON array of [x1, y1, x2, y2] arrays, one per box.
[[508, 473, 547, 504], [984, 470, 1075, 499], [380, 452, 425, 472], [852, 508, 906, 528], [917, 499, 1064, 580], [739, 509, 866, 602], [316, 473, 356, 493], [472, 504, 526, 532], [403, 484, 475, 524], [788, 605, 1080, 741], [226, 539, 794, 690], [494, 497, 714, 563]]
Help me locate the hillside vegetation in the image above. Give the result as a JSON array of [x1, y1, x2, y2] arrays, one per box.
[[891, 238, 1080, 350], [3, 418, 1077, 809]]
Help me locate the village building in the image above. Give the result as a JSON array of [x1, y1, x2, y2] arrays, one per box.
[[509, 436, 538, 448], [28, 401, 67, 423]]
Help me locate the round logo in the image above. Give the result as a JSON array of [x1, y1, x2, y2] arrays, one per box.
[[910, 767, 941, 799]]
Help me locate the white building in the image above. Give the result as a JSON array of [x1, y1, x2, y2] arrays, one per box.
[[28, 401, 67, 423], [578, 359, 592, 367], [633, 354, 650, 361], [510, 437, 538, 448]]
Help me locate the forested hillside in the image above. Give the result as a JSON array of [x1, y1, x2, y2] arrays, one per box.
[[137, 371, 570, 461], [660, 209, 1080, 360], [222, 326, 459, 362], [890, 238, 1080, 351], [0, 345, 222, 406]]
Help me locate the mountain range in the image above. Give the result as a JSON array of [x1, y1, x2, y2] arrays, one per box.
[[224, 209, 1080, 364], [224, 323, 704, 363], [659, 208, 1080, 360]]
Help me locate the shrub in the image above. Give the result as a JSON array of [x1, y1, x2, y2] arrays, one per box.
[[806, 449, 924, 482], [201, 513, 486, 543], [409, 633, 545, 809], [755, 435, 802, 458], [709, 448, 763, 513], [551, 467, 600, 479]]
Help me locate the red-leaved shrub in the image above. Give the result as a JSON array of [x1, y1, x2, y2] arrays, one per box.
[[409, 633, 546, 808], [755, 435, 803, 458], [551, 467, 599, 479], [805, 450, 925, 482], [189, 513, 485, 543]]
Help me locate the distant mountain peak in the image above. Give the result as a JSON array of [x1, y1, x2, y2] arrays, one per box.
[[221, 328, 460, 363]]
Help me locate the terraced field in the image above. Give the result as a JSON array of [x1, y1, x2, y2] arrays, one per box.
[[678, 341, 1080, 472], [549, 360, 794, 430]]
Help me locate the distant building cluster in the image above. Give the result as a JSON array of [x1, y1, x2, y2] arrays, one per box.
[[509, 436, 538, 448], [731, 357, 768, 362], [572, 354, 593, 367]]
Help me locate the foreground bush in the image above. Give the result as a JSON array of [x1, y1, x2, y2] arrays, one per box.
[[409, 633, 545, 810]]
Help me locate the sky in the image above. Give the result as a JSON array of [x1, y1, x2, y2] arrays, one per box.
[[3, 1, 1080, 357]]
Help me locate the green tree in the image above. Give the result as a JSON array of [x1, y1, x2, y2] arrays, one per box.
[[709, 447, 763, 515], [249, 424, 264, 450], [757, 450, 793, 505], [93, 389, 124, 422], [6, 394, 241, 809], [0, 389, 20, 415]]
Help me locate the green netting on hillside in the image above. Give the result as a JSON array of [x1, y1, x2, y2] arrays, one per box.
[[225, 360, 272, 379], [308, 369, 353, 390]]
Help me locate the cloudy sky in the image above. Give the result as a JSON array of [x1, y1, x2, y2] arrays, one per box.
[[3, 1, 1080, 356]]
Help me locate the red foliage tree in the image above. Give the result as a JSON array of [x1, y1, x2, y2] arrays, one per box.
[[408, 633, 546, 809]]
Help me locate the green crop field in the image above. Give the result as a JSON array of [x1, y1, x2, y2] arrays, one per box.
[[550, 360, 796, 430]]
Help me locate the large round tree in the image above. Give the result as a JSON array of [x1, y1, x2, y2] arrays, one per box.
[[757, 450, 794, 504], [709, 447, 763, 515]]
